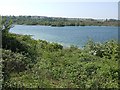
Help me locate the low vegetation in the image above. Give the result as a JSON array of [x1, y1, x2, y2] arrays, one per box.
[[1, 17, 119, 89]]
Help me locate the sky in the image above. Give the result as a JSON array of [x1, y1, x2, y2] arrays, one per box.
[[0, 0, 119, 19]]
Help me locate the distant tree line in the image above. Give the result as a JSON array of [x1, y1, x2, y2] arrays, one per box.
[[2, 16, 118, 26]]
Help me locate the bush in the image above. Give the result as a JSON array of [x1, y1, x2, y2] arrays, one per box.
[[2, 49, 31, 82], [84, 39, 118, 59]]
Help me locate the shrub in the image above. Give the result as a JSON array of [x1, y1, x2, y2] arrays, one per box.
[[2, 49, 31, 82]]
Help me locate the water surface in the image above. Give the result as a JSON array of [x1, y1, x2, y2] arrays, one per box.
[[10, 25, 118, 47]]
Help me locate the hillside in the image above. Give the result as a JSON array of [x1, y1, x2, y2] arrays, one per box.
[[1, 17, 119, 89]]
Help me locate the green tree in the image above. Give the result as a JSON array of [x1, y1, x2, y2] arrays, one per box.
[[1, 17, 13, 34]]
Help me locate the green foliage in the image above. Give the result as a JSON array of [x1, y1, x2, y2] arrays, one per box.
[[3, 38, 118, 88], [1, 17, 13, 34], [1, 19, 119, 88], [0, 16, 2, 30], [84, 39, 118, 59], [0, 49, 2, 89], [2, 33, 41, 65], [2, 49, 31, 86]]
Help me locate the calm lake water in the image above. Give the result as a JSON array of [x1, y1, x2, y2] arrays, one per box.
[[10, 25, 118, 47]]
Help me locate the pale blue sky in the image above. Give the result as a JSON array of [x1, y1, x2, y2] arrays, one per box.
[[0, 0, 119, 19]]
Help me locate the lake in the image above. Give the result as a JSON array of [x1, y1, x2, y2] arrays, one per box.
[[10, 25, 118, 47]]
